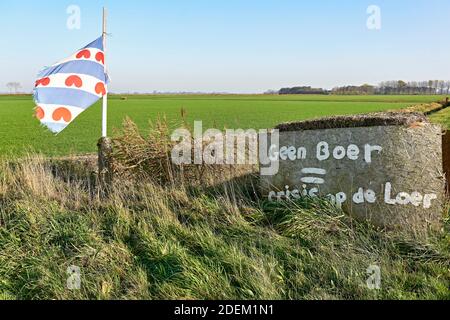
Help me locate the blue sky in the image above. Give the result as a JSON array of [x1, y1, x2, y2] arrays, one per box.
[[1, 0, 450, 93]]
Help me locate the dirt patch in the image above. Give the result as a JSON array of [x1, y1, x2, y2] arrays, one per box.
[[275, 112, 429, 132]]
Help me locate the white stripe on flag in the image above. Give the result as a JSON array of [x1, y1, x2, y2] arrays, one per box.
[[51, 48, 105, 67], [35, 73, 107, 98], [35, 104, 85, 124]]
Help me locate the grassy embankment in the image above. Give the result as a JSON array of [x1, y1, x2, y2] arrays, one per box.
[[0, 115, 448, 300]]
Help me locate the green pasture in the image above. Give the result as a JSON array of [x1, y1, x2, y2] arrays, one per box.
[[0, 94, 447, 157]]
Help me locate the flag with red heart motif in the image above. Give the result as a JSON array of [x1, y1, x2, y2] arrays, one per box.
[[33, 36, 108, 134]]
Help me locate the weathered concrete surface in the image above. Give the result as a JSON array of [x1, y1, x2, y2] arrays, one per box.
[[261, 113, 445, 232]]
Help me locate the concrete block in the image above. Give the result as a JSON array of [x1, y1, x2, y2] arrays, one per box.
[[260, 113, 445, 231]]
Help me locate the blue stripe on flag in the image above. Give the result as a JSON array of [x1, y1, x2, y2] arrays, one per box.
[[83, 37, 103, 50], [34, 87, 101, 109], [39, 60, 106, 81]]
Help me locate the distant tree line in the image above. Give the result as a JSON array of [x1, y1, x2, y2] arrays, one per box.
[[332, 80, 450, 95], [331, 84, 375, 95], [278, 86, 328, 95], [268, 80, 450, 95]]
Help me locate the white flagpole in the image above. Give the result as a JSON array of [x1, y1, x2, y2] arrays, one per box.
[[102, 7, 108, 137]]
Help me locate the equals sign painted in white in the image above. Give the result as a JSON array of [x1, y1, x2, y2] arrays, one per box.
[[300, 168, 327, 184]]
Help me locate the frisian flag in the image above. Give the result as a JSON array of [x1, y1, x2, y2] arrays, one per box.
[[33, 37, 108, 134]]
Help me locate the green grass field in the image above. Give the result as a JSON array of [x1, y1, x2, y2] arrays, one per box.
[[0, 94, 447, 157]]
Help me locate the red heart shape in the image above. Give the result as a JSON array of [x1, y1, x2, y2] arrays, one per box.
[[95, 82, 106, 96], [35, 106, 45, 120], [35, 77, 50, 87], [95, 52, 105, 64], [65, 75, 83, 88], [76, 49, 91, 59], [52, 107, 72, 122]]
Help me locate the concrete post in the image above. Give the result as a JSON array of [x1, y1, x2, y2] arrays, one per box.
[[97, 137, 113, 195]]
